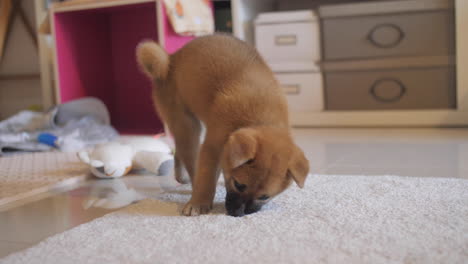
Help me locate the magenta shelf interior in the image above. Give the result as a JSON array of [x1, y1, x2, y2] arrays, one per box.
[[53, 1, 195, 134]]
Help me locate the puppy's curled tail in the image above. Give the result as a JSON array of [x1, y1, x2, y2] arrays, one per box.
[[136, 40, 169, 81]]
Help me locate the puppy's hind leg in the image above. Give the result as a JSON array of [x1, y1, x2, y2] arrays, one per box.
[[166, 108, 201, 184]]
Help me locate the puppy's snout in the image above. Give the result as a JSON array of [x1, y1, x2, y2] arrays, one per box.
[[225, 192, 264, 216], [229, 205, 245, 217], [225, 192, 245, 217], [245, 200, 263, 215]]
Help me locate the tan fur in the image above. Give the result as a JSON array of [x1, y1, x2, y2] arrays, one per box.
[[136, 41, 169, 80], [136, 34, 309, 216]]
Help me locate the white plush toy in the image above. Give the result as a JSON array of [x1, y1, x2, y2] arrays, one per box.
[[78, 137, 174, 178]]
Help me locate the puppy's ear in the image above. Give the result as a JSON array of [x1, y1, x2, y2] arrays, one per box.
[[287, 146, 309, 188], [223, 128, 258, 169]]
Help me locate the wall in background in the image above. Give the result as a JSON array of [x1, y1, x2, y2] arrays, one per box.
[[0, 0, 42, 119]]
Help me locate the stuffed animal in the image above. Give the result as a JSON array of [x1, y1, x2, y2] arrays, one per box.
[[78, 136, 174, 178]]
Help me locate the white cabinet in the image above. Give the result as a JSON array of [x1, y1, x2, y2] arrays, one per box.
[[276, 72, 324, 112], [254, 9, 323, 118], [254, 11, 320, 69]]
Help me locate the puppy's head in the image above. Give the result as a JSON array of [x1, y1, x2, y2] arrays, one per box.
[[221, 127, 309, 217]]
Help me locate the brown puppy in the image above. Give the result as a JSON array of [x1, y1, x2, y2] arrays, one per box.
[[136, 34, 309, 216]]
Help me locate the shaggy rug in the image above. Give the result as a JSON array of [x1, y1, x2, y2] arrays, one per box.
[[2, 175, 467, 264]]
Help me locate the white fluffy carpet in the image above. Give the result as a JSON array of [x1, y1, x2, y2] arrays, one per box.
[[2, 175, 468, 264]]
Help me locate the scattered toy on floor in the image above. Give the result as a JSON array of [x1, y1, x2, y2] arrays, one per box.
[[78, 136, 174, 178]]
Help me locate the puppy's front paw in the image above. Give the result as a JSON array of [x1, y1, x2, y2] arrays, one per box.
[[182, 200, 212, 216]]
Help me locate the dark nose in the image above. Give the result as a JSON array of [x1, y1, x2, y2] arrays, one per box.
[[244, 200, 263, 215], [225, 192, 245, 217]]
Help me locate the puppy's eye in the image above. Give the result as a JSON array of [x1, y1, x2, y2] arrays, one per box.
[[245, 159, 254, 165], [233, 180, 247, 192], [257, 195, 269, 201]]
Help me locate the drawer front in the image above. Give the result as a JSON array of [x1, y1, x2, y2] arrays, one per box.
[[276, 73, 323, 112], [322, 11, 454, 60], [325, 67, 455, 110], [255, 22, 320, 63]]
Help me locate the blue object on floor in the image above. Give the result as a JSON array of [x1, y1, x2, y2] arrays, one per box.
[[37, 133, 59, 147]]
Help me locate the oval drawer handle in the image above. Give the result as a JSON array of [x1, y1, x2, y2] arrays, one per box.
[[367, 23, 405, 49], [370, 78, 406, 103]]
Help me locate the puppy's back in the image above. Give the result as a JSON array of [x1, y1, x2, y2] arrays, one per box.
[[172, 34, 263, 77], [171, 35, 289, 126]]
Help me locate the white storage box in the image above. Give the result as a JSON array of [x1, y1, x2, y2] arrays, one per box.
[[254, 10, 321, 72], [275, 72, 324, 112]]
